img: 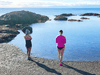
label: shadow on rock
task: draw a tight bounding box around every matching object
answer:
[28,57,62,75]
[62,62,96,75]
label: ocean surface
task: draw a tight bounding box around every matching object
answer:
[0,8,100,61]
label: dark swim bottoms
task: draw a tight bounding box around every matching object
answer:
[57,47,64,50]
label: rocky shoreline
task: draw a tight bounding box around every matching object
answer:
[0,25,19,43]
[0,10,49,43]
[0,43,99,75]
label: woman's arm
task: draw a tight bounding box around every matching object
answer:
[29,36,32,40]
[64,36,66,44]
[56,36,58,43]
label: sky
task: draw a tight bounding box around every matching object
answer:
[0,0,100,8]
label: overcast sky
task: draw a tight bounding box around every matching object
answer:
[0,0,100,8]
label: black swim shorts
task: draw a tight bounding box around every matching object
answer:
[57,47,64,50]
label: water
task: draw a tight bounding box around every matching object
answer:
[0,8,100,61]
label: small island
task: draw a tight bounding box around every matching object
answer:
[55,13,75,17]
[80,13,100,16]
[0,10,49,43]
[54,13,83,22]
[54,15,68,20]
[67,19,82,22]
[0,10,49,29]
[54,13,75,21]
[80,17,90,19]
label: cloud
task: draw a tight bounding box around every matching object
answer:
[0,1,12,5]
[76,1,100,5]
[15,1,67,7]
[18,1,100,7]
[0,1,100,8]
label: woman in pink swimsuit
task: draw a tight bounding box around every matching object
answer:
[56,30,66,66]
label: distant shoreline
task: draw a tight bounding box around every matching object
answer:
[0,7,100,9]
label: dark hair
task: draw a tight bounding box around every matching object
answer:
[59,30,63,34]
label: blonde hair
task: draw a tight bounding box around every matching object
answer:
[25,29,30,35]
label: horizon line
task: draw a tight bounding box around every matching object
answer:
[0,7,100,8]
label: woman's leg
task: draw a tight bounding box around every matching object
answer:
[28,47,31,57]
[27,48,30,58]
[57,48,61,63]
[27,49,28,55]
[27,47,31,58]
[60,48,65,63]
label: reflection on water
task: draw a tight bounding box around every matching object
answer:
[9,15,100,61]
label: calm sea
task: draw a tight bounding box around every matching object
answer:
[0,8,100,61]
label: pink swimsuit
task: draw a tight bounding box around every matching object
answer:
[56,35,66,47]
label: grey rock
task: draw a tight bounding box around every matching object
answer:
[80,17,90,19]
[98,16,100,18]
[54,16,67,20]
[0,10,49,26]
[67,19,82,22]
[56,13,75,17]
[80,13,100,16]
